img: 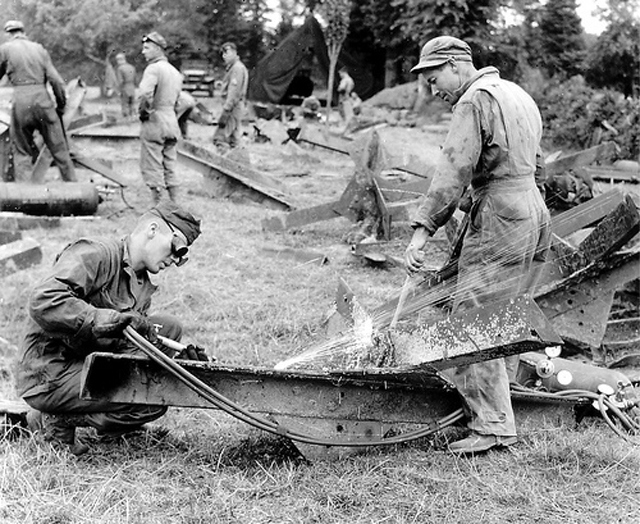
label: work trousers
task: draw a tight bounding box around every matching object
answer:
[213,102,244,150]
[120,90,136,118]
[11,85,75,181]
[442,178,550,437]
[140,135,178,194]
[23,313,182,433]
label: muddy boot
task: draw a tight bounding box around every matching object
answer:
[167,185,180,204]
[42,413,90,456]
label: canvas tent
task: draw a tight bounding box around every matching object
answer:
[249,16,373,104]
[249,16,329,104]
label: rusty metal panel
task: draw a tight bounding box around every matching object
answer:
[278,296,562,372]
[536,250,640,348]
[81,354,460,424]
[178,140,294,211]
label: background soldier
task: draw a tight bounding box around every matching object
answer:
[0,20,75,181]
[115,52,136,118]
[213,42,248,153]
[138,31,183,204]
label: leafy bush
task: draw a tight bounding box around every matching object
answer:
[530,75,639,160]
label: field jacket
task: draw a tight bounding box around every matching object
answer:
[412,67,544,237]
[138,56,182,142]
[0,34,66,110]
[15,237,156,398]
[221,57,248,112]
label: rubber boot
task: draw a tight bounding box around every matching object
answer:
[42,413,90,456]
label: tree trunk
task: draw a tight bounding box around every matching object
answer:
[325,46,339,131]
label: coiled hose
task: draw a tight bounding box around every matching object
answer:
[124,326,464,448]
[511,383,640,445]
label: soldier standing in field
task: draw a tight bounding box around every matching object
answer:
[115,52,136,118]
[213,42,248,153]
[138,31,183,204]
[404,36,550,455]
[0,20,75,181]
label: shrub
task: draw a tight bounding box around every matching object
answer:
[530,75,639,160]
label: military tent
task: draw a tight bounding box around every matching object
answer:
[248,16,373,104]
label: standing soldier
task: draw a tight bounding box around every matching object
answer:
[404,36,550,455]
[115,52,136,119]
[337,67,355,120]
[213,42,248,153]
[138,31,183,205]
[0,20,75,181]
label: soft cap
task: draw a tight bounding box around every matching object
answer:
[151,201,201,246]
[411,36,472,73]
[4,20,24,33]
[142,31,167,50]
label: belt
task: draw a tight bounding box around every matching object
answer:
[472,175,536,199]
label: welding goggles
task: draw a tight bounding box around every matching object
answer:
[142,32,167,50]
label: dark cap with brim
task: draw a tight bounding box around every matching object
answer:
[411,36,472,73]
[151,201,201,246]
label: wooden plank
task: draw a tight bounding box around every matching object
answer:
[0,237,42,277]
[545,141,616,178]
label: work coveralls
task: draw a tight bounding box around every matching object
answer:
[213,57,248,149]
[138,55,182,202]
[116,60,136,117]
[412,67,551,437]
[15,237,182,433]
[0,34,75,181]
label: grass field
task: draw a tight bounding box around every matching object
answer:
[1,95,639,523]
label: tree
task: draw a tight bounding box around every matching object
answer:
[317,0,351,126]
[199,0,269,70]
[585,0,640,97]
[536,0,586,78]
[15,0,160,87]
[390,0,503,52]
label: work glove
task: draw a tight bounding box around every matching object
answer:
[92,309,139,338]
[217,109,230,128]
[92,310,159,346]
[176,344,211,362]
